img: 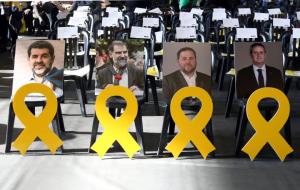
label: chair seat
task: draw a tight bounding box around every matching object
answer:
[285,70,300,77]
[106,96,145,108]
[288,52,298,57]
[226,68,236,76]
[221,52,234,57]
[64,65,90,77]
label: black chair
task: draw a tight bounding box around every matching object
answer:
[235,99,292,157]
[157,99,214,157]
[5,98,65,153]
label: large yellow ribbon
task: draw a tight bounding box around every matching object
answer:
[91,86,140,158]
[243,87,293,161]
[12,83,63,155]
[166,87,215,159]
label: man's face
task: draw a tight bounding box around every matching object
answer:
[109,45,128,68]
[178,50,197,75]
[28,48,54,77]
[251,46,266,67]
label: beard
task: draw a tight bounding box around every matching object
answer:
[32,62,52,77]
[114,58,127,69]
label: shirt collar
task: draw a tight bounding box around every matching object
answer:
[180,70,197,80]
[252,64,266,72]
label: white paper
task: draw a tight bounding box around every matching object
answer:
[98,29,104,36]
[109,11,123,19]
[179,12,194,21]
[57,27,78,39]
[238,8,251,15]
[212,12,227,21]
[268,8,281,15]
[180,18,197,27]
[254,12,269,21]
[56,11,68,20]
[68,16,86,27]
[213,8,226,13]
[73,11,88,19]
[297,12,300,20]
[106,7,119,13]
[176,27,196,39]
[143,17,159,28]
[155,31,163,43]
[293,28,300,38]
[222,18,239,28]
[273,18,290,27]
[102,17,119,27]
[77,6,90,12]
[134,7,147,14]
[236,28,257,39]
[149,8,162,14]
[130,26,151,39]
[190,8,203,16]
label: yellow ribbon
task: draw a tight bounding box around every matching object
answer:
[91,86,140,158]
[166,87,215,159]
[12,83,63,155]
[243,87,293,161]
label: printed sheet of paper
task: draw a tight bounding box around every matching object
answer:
[130,26,151,39]
[176,27,196,39]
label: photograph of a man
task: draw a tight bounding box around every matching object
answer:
[12,40,65,98]
[236,42,284,99]
[27,40,63,95]
[163,46,211,102]
[95,40,144,95]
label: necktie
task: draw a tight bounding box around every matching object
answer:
[257,69,264,88]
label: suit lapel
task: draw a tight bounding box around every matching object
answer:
[176,71,189,88]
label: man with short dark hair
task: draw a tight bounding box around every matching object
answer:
[96,40,144,94]
[27,40,63,96]
[236,42,284,99]
[163,47,211,102]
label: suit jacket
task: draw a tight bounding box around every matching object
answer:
[163,70,211,102]
[236,65,284,99]
[96,63,144,90]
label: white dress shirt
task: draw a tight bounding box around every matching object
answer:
[252,64,266,87]
[180,71,197,87]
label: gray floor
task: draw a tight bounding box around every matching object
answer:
[1,48,300,190]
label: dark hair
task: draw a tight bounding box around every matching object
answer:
[250,43,266,55]
[27,40,55,58]
[177,47,197,60]
[108,40,127,52]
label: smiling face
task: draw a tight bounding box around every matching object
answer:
[178,50,197,76]
[110,44,128,68]
[251,45,266,68]
[28,48,54,77]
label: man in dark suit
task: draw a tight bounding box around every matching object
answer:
[96,40,144,93]
[236,42,284,99]
[163,47,211,102]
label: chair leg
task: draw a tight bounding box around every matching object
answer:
[157,106,171,156]
[57,103,65,133]
[168,118,175,135]
[218,57,226,90]
[205,119,215,157]
[225,77,235,118]
[5,103,15,153]
[284,117,292,146]
[74,76,87,117]
[88,62,94,89]
[284,77,292,94]
[89,113,99,153]
[215,57,223,83]
[235,104,248,156]
[149,76,160,115]
[51,115,64,153]
[235,106,243,137]
[134,105,145,155]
